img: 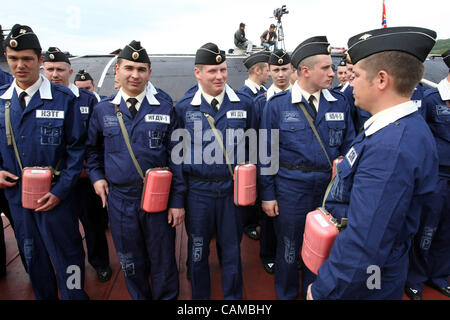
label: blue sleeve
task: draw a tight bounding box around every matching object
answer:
[50,95,87,199]
[340,96,356,154]
[168,106,187,208]
[85,107,106,184]
[311,132,425,299]
[258,98,278,201]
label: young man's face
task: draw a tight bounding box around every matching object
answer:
[43,61,73,87]
[115,60,151,96]
[351,62,376,112]
[307,54,335,90]
[337,66,348,84]
[346,64,355,82]
[195,62,228,97]
[269,64,293,90]
[5,47,43,89]
[258,63,270,84]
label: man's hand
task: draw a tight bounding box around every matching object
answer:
[307,283,314,300]
[35,192,61,212]
[93,179,109,208]
[0,170,19,189]
[168,208,185,227]
[262,200,279,217]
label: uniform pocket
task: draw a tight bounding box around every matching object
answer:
[279,121,306,148]
[37,119,64,146]
[103,126,122,153]
[327,121,346,147]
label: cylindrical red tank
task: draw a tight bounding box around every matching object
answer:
[233,163,257,206]
[22,167,53,210]
[301,207,339,275]
[141,168,172,213]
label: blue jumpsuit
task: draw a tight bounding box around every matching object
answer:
[312,101,439,299]
[0,75,88,300]
[174,84,256,299]
[259,84,355,299]
[237,81,266,99]
[407,79,450,292]
[69,84,110,274]
[86,88,183,300]
[237,83,265,241]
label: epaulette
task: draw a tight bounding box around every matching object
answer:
[423,87,439,98]
[52,83,76,98]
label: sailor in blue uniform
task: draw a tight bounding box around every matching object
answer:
[307,26,439,300]
[42,48,112,283]
[406,49,450,300]
[174,42,255,299]
[332,57,348,91]
[86,41,183,300]
[238,51,270,99]
[255,50,293,275]
[260,36,355,299]
[0,24,88,299]
[237,51,270,242]
[74,69,107,102]
[254,50,294,126]
[332,56,371,132]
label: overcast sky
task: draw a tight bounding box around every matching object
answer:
[1,0,449,55]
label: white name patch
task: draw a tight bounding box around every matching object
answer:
[80,106,89,114]
[325,112,344,121]
[345,147,358,167]
[227,110,247,119]
[145,114,170,124]
[36,110,64,119]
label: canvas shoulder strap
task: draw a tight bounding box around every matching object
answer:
[203,113,234,177]
[115,105,144,179]
[298,102,332,169]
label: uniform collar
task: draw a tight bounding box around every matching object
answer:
[340,81,350,92]
[245,78,261,95]
[437,78,450,101]
[190,83,240,106]
[291,81,337,104]
[364,100,417,137]
[69,83,80,97]
[112,86,160,106]
[147,81,158,96]
[93,91,101,102]
[0,74,52,100]
[267,83,291,99]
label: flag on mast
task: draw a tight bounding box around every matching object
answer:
[382,0,387,28]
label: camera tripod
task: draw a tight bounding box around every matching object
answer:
[275,19,285,51]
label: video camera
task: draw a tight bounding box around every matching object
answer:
[273,5,289,21]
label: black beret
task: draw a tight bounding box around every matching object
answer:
[442,49,450,69]
[44,47,70,64]
[195,42,226,65]
[291,36,330,69]
[5,24,41,51]
[118,40,151,65]
[347,26,436,65]
[338,57,347,67]
[243,51,270,69]
[268,49,291,66]
[74,69,93,82]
